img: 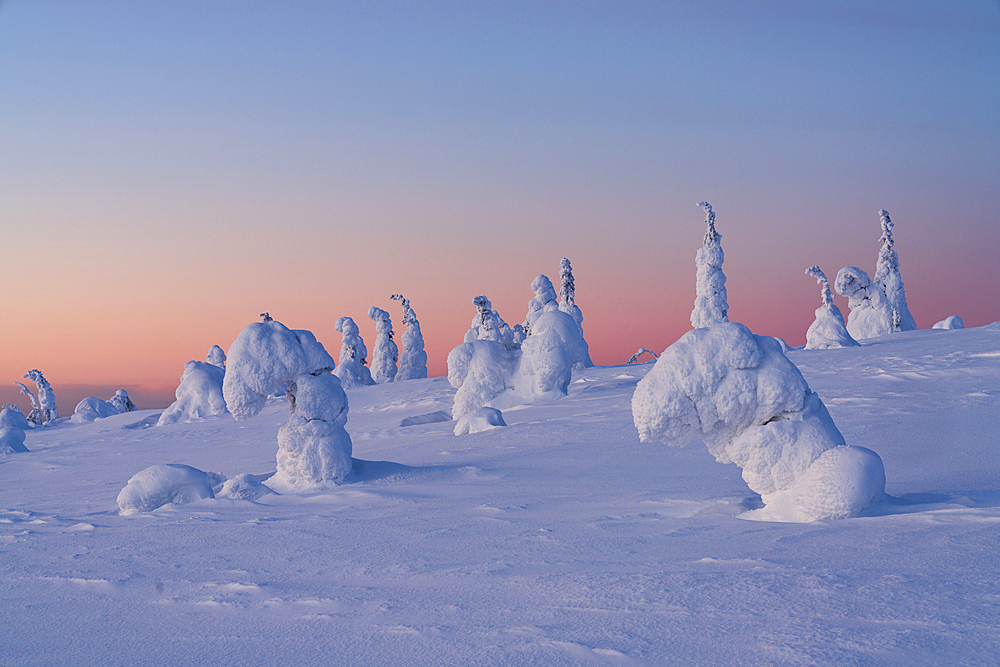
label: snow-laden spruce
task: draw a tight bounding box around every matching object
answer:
[333,316,375,388]
[223,318,353,491]
[0,407,29,455]
[390,294,428,381]
[835,266,894,340]
[107,389,136,413]
[22,370,58,424]
[691,202,729,329]
[466,296,520,350]
[632,322,885,521]
[367,306,398,384]
[117,464,224,514]
[523,274,559,333]
[933,316,964,330]
[558,258,594,369]
[804,266,859,350]
[157,360,228,426]
[206,345,227,368]
[874,209,916,332]
[448,339,519,420]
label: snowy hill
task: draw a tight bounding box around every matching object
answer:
[2,326,999,665]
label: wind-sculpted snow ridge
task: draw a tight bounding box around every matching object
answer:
[223,318,353,492]
[835,265,894,340]
[333,316,375,388]
[157,360,228,426]
[804,266,859,350]
[368,306,399,384]
[691,202,729,329]
[390,294,428,381]
[0,407,29,454]
[117,464,224,514]
[632,322,885,521]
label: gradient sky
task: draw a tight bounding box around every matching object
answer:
[2,0,999,411]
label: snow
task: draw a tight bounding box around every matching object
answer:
[106,389,136,413]
[632,322,885,520]
[333,316,376,388]
[522,274,559,332]
[3,325,1000,665]
[116,464,221,514]
[874,209,917,332]
[934,315,964,330]
[157,360,228,426]
[71,396,121,423]
[447,339,517,419]
[0,408,29,454]
[835,265,894,340]
[391,294,428,381]
[804,265,859,349]
[453,406,506,435]
[368,306,399,384]
[206,344,227,368]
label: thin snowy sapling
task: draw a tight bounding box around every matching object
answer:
[223,318,353,492]
[22,370,58,424]
[558,258,594,368]
[691,202,729,328]
[390,294,428,381]
[368,306,399,384]
[804,266,859,350]
[632,322,885,521]
[13,382,41,425]
[834,266,893,340]
[873,209,916,332]
[333,316,375,388]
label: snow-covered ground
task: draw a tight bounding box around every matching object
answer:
[2,326,999,666]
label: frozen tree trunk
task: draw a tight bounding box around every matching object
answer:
[333,316,376,388]
[557,258,594,368]
[368,307,399,384]
[390,294,428,381]
[23,370,58,423]
[804,266,859,349]
[223,319,353,492]
[873,209,917,331]
[690,202,729,328]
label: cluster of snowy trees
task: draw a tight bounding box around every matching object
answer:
[333,295,427,388]
[632,203,887,521]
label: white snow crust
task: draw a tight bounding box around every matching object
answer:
[72,396,121,423]
[157,360,228,426]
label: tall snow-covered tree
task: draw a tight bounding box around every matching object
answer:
[333,316,375,388]
[13,382,42,425]
[466,296,518,350]
[690,202,729,328]
[873,209,916,331]
[804,266,859,349]
[23,370,57,423]
[390,294,428,381]
[368,306,399,384]
[557,258,593,368]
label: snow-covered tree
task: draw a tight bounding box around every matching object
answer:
[206,345,227,368]
[632,322,885,521]
[517,308,583,400]
[107,389,136,413]
[691,202,729,329]
[873,209,916,331]
[627,348,658,364]
[523,274,559,333]
[23,370,57,423]
[466,296,518,350]
[333,316,375,388]
[390,294,428,381]
[13,382,42,426]
[557,258,594,368]
[157,361,228,426]
[804,266,859,350]
[835,266,894,340]
[368,306,399,384]
[0,407,29,455]
[223,318,353,491]
[448,339,519,420]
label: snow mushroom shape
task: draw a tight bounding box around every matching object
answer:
[835,266,894,340]
[631,322,885,521]
[223,319,353,492]
[116,464,219,514]
[157,360,228,426]
[523,274,559,333]
[206,345,227,368]
[333,316,375,388]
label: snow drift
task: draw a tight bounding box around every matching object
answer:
[117,464,223,514]
[631,322,885,521]
[0,407,29,454]
[157,360,228,426]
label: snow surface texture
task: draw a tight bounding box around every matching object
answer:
[0,407,28,454]
[835,265,894,340]
[632,322,885,521]
[333,316,375,388]
[116,464,222,514]
[157,360,228,426]
[453,406,506,436]
[4,326,1000,665]
[804,266,859,350]
[691,202,729,329]
[223,319,353,491]
[23,369,58,423]
[934,315,965,330]
[874,209,917,332]
[206,344,227,368]
[558,258,594,369]
[368,306,399,384]
[390,294,428,381]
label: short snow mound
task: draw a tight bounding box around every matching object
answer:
[933,316,964,330]
[116,464,221,514]
[72,397,120,423]
[454,407,506,436]
[158,361,228,426]
[217,473,273,501]
[0,408,29,454]
[632,322,885,521]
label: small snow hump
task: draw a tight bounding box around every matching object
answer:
[117,464,220,514]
